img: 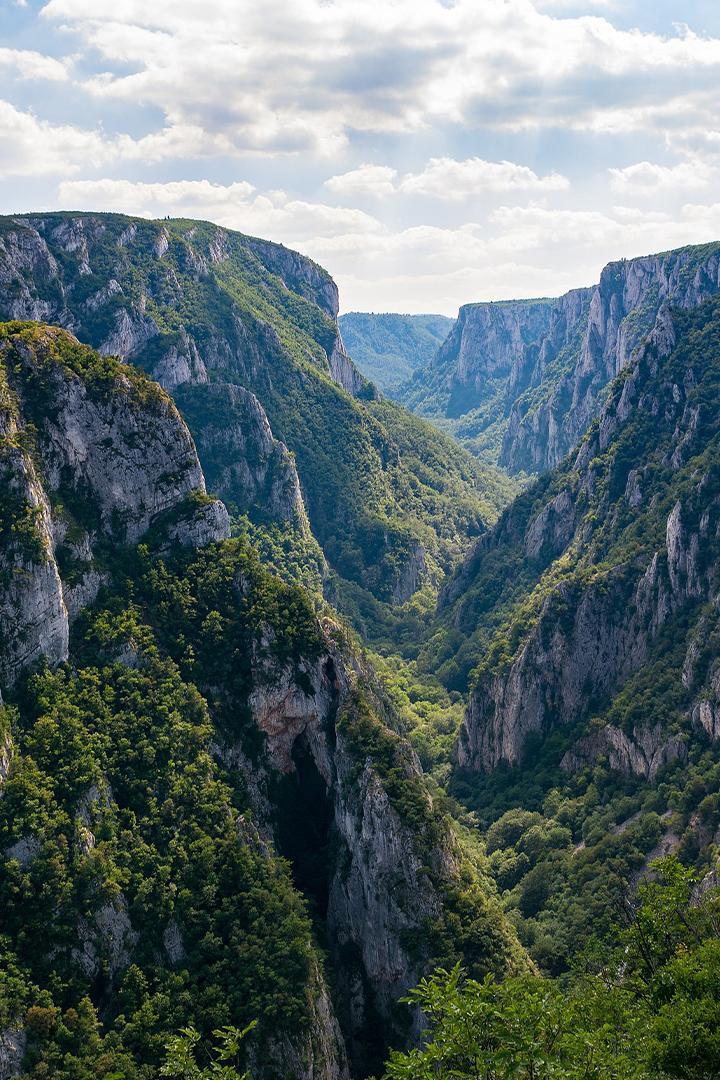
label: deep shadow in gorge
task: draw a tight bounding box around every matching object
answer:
[275,731,335,922]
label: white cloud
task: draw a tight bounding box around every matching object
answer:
[325,165,398,198]
[535,0,617,8]
[325,157,568,200]
[39,0,720,155]
[1,2,719,313]
[0,48,69,82]
[608,158,714,194]
[0,100,117,176]
[0,100,257,177]
[399,157,569,198]
[57,177,384,244]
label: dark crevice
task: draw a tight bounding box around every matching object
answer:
[275,732,334,921]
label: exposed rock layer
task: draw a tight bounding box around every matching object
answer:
[0,323,228,692]
[453,294,720,773]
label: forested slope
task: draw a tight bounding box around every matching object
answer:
[0,323,526,1079]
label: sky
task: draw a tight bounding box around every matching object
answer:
[1,1,720,315]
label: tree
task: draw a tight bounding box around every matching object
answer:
[161,1023,256,1080]
[381,965,641,1079]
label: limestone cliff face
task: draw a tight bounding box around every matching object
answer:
[0,1028,26,1080]
[560,724,688,780]
[403,243,720,473]
[2,215,477,614]
[455,294,720,773]
[328,334,372,397]
[0,215,369,529]
[502,244,720,472]
[174,382,309,529]
[396,299,554,453]
[242,235,341,320]
[442,299,554,416]
[0,323,229,693]
[222,622,526,1075]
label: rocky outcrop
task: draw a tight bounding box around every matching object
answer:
[246,960,349,1080]
[456,295,720,772]
[0,323,229,693]
[402,243,720,473]
[0,1028,26,1080]
[443,299,554,416]
[328,335,371,397]
[243,236,340,319]
[0,212,493,605]
[0,729,13,785]
[226,624,525,1075]
[502,244,720,473]
[175,382,309,530]
[391,541,427,603]
[692,700,720,742]
[74,896,138,982]
[560,723,687,780]
[0,434,69,684]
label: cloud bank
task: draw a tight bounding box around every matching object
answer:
[0,1,717,311]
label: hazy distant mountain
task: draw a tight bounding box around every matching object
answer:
[340,311,454,392]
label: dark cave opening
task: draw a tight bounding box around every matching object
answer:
[275,731,334,922]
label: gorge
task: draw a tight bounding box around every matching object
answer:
[0,214,719,1079]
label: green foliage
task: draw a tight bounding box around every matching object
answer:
[383,857,720,1079]
[161,1023,256,1080]
[367,652,465,782]
[383,965,644,1080]
[0,537,351,1075]
[0,320,166,409]
[339,312,454,392]
[0,215,516,611]
[231,515,326,597]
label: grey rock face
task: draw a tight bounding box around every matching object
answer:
[243,236,340,318]
[0,1028,26,1080]
[0,215,341,532]
[175,382,309,529]
[0,325,228,693]
[444,299,554,412]
[391,541,428,603]
[523,489,576,561]
[411,244,720,473]
[459,484,716,772]
[5,836,41,868]
[74,896,138,981]
[502,245,720,473]
[328,334,370,397]
[561,724,687,780]
[229,627,515,1074]
[457,306,720,772]
[163,919,186,965]
[0,730,12,785]
[692,699,720,742]
[0,433,69,685]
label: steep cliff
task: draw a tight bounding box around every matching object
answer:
[449,294,720,773]
[398,299,554,461]
[0,321,229,693]
[0,319,526,1078]
[225,627,528,1074]
[399,242,720,474]
[503,242,720,473]
[0,213,511,607]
